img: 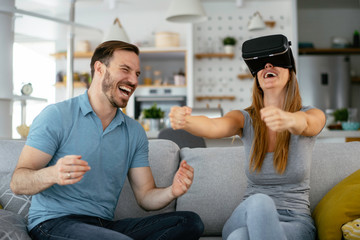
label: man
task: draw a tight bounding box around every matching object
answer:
[10,41,204,240]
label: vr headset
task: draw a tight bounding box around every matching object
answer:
[242,34,296,77]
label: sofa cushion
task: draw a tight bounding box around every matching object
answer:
[309,142,360,213]
[0,140,31,220]
[114,139,180,219]
[312,169,360,240]
[0,209,31,240]
[177,146,247,236]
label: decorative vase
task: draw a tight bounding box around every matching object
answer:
[224,45,234,54]
[16,124,30,139]
[144,118,164,131]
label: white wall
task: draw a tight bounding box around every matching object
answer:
[56,3,189,52]
[193,0,296,114]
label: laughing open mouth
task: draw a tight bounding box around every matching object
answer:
[119,86,132,96]
[264,72,278,78]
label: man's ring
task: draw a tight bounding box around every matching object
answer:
[67,172,71,179]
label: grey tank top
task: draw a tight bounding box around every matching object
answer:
[240,106,316,214]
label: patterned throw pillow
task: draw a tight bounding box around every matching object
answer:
[0,209,31,240]
[342,218,360,240]
[0,188,31,219]
[0,140,31,220]
[312,169,360,240]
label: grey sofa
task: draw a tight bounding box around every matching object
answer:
[0,139,359,239]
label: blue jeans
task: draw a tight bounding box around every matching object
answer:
[222,193,316,240]
[29,211,204,240]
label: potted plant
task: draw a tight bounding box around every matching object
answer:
[328,108,348,130]
[141,103,164,131]
[223,36,237,54]
[333,108,348,122]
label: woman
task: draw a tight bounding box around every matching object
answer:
[169,34,325,240]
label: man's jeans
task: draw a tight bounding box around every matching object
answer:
[29,211,204,240]
[222,193,316,240]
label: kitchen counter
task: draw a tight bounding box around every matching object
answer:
[317,129,360,143]
[318,129,360,138]
[147,129,360,147]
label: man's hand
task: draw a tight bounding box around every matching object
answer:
[260,106,295,132]
[171,160,194,198]
[53,155,91,185]
[169,106,192,130]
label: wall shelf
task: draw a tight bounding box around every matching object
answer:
[264,21,276,28]
[299,48,360,55]
[237,74,253,80]
[140,47,187,53]
[137,84,186,88]
[195,53,234,59]
[352,77,360,83]
[55,82,88,88]
[196,96,236,101]
[140,47,186,60]
[51,52,93,59]
[51,47,188,59]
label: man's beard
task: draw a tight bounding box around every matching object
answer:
[102,70,126,109]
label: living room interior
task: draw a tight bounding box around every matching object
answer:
[0,1,359,239]
[0,0,359,143]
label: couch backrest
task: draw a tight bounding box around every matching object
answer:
[1,138,359,237]
[114,139,180,219]
[176,141,360,236]
[309,142,360,212]
[176,145,246,235]
[0,139,181,221]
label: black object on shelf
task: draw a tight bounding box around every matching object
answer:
[353,30,360,48]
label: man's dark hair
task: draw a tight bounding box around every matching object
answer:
[90,41,139,78]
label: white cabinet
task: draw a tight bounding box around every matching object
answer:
[139,47,187,86]
[129,47,189,118]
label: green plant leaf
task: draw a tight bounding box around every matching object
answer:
[223,37,237,45]
[333,108,348,122]
[142,103,164,119]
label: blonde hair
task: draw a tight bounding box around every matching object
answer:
[245,70,302,174]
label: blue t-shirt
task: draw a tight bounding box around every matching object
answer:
[26,91,149,231]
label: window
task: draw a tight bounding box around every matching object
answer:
[12,42,56,138]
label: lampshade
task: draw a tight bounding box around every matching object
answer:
[236,0,244,7]
[248,12,266,31]
[166,0,207,23]
[103,18,130,42]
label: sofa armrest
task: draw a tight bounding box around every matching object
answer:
[0,140,31,220]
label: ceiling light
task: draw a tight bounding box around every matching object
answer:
[103,18,130,42]
[248,12,266,31]
[166,0,207,23]
[236,0,244,7]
